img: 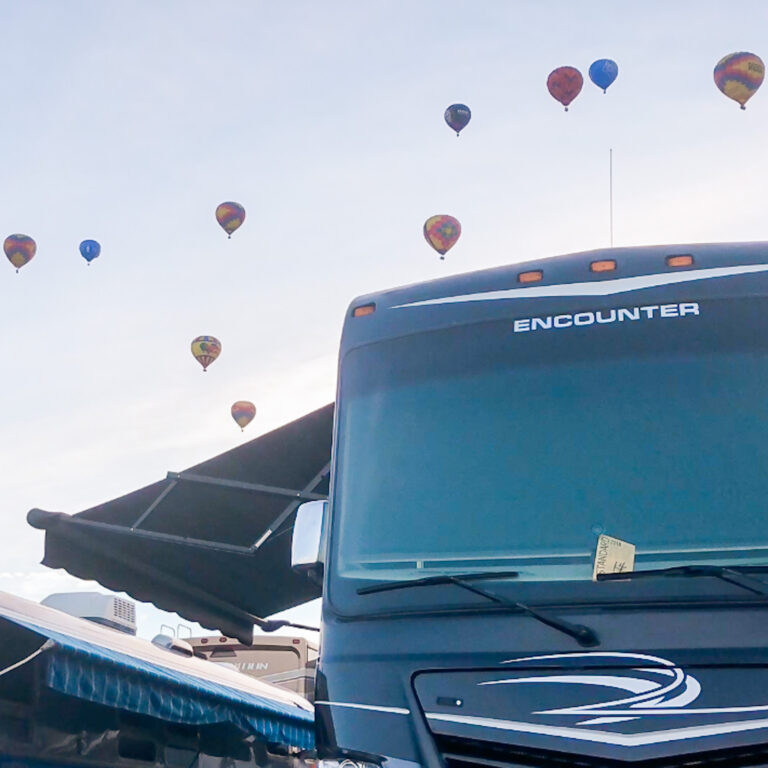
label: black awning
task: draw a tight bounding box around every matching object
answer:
[28,403,333,644]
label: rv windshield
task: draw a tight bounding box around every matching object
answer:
[331,297,768,598]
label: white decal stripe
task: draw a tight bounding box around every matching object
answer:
[540,705,768,716]
[480,675,660,694]
[393,264,768,308]
[502,651,677,666]
[425,712,768,747]
[314,701,410,715]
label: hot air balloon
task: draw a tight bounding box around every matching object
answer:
[423,215,461,260]
[4,234,36,273]
[231,401,256,431]
[444,103,471,136]
[714,52,765,109]
[547,66,583,111]
[588,59,618,93]
[216,202,246,238]
[191,336,221,371]
[79,239,101,265]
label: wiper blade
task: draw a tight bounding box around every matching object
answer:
[358,571,599,647]
[357,570,520,595]
[597,564,768,596]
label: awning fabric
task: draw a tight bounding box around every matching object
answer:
[28,404,333,644]
[0,591,314,749]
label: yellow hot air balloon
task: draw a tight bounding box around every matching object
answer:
[231,401,256,431]
[423,215,461,260]
[191,336,221,371]
[714,52,765,109]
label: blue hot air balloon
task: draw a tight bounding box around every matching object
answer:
[79,239,101,265]
[588,59,618,93]
[444,103,471,136]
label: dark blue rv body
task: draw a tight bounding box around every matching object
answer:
[315,243,768,768]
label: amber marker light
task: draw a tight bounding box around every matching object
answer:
[590,259,617,273]
[518,270,543,283]
[352,303,376,317]
[666,254,694,268]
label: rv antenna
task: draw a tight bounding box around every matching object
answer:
[609,147,614,247]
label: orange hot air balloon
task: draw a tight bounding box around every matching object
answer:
[215,202,246,238]
[231,401,256,431]
[4,234,36,272]
[191,335,221,371]
[547,66,583,111]
[423,215,461,260]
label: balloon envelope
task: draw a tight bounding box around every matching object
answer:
[589,59,618,93]
[444,103,471,135]
[191,336,221,371]
[216,202,246,237]
[79,239,101,263]
[547,66,583,110]
[714,52,765,109]
[4,234,36,272]
[231,401,256,431]
[423,215,461,260]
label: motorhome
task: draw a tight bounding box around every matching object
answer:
[0,591,313,768]
[188,634,319,701]
[293,243,768,768]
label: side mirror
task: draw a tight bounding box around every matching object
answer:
[291,499,327,584]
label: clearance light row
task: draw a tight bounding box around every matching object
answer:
[517,253,695,284]
[351,253,696,317]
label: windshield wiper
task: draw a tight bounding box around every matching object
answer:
[597,564,768,596]
[357,570,520,595]
[358,571,599,647]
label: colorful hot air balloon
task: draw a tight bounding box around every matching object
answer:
[547,66,583,111]
[588,59,618,93]
[79,239,101,265]
[444,103,471,136]
[4,234,36,273]
[714,52,765,109]
[231,401,256,431]
[423,215,461,260]
[191,336,221,371]
[215,202,246,238]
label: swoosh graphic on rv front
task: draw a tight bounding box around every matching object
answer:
[392,264,768,308]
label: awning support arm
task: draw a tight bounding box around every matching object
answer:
[251,461,331,550]
[166,471,326,501]
[131,480,179,530]
[32,510,258,556]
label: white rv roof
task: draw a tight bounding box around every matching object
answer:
[0,589,312,714]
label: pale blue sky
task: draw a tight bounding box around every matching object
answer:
[2,1,767,636]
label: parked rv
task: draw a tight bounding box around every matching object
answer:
[0,591,313,768]
[189,634,319,702]
[293,243,768,768]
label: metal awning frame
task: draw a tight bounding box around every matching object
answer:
[126,463,331,551]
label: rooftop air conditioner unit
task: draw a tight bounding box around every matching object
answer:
[41,592,137,635]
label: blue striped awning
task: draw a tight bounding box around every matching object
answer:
[3,611,314,750]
